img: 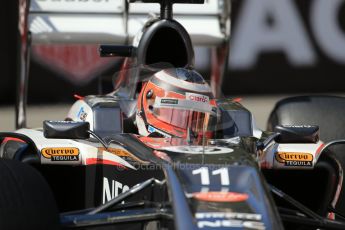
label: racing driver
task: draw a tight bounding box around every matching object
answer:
[135,68,218,142]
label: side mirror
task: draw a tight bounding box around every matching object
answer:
[43,120,90,139]
[99,45,134,57]
[274,125,319,143]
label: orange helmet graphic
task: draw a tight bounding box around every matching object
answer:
[136,68,217,139]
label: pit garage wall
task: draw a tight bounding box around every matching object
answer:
[0,1,116,105]
[1,0,345,105]
[0,2,18,104]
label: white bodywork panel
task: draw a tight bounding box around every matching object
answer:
[260,141,324,170]
[16,128,135,169]
[67,100,94,130]
[29,0,228,46]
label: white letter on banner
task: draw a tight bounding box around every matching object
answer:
[229,0,316,69]
[311,0,345,64]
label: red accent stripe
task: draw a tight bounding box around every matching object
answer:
[85,158,126,168]
[315,143,325,158]
[3,137,25,144]
[233,97,242,103]
[328,212,335,220]
[74,94,84,100]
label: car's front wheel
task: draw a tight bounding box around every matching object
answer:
[0,159,59,230]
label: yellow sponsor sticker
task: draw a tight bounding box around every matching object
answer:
[41,147,79,161]
[98,147,130,157]
[275,152,313,167]
[98,147,148,164]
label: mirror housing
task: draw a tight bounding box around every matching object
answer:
[43,120,90,139]
[99,45,135,57]
[274,125,319,143]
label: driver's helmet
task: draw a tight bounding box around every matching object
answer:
[136,68,217,138]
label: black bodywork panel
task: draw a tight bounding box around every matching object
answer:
[217,99,253,138]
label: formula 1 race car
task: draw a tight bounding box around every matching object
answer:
[1,1,345,230]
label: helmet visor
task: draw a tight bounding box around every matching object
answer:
[152,97,217,137]
[153,107,208,131]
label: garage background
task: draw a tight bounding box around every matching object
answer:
[0,0,345,105]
